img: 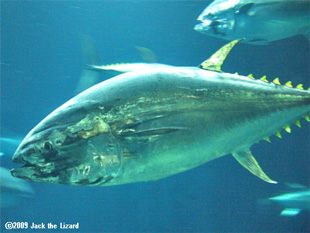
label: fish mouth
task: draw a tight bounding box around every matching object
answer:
[11,164,38,181]
[195,17,234,37]
[11,149,58,182]
[194,20,226,36]
[11,148,37,180]
[194,20,212,32]
[11,160,65,185]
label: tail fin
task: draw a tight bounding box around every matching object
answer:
[135,46,158,63]
[74,35,101,94]
[81,34,100,68]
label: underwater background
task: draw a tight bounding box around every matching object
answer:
[1,1,309,232]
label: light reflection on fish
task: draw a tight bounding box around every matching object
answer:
[10,39,310,187]
[194,0,310,45]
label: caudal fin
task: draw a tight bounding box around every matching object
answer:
[74,35,101,94]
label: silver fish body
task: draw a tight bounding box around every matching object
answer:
[270,190,310,216]
[194,0,310,45]
[259,184,310,216]
[11,66,310,186]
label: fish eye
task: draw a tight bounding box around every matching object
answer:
[44,141,53,151]
[207,13,215,19]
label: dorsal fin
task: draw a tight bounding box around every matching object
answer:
[199,38,243,72]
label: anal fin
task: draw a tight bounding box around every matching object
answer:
[232,150,277,184]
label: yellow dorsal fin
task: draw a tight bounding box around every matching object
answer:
[295,120,301,128]
[232,150,277,184]
[285,81,293,87]
[260,76,268,82]
[272,78,280,85]
[199,38,243,72]
[284,125,291,133]
[296,84,304,89]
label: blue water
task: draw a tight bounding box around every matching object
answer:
[1,1,309,232]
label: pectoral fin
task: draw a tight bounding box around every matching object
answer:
[232,150,277,184]
[119,127,187,137]
[238,3,254,14]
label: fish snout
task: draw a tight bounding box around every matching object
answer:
[12,148,26,164]
[194,21,212,34]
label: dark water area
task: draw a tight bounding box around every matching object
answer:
[1,1,309,232]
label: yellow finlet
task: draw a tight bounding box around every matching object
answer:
[264,137,271,143]
[247,74,254,79]
[260,76,268,82]
[272,78,281,85]
[284,125,291,133]
[234,72,239,75]
[295,120,301,128]
[296,84,304,90]
[275,131,282,138]
[305,115,310,122]
[285,81,293,87]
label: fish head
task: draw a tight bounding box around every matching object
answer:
[195,0,238,38]
[194,0,257,41]
[11,100,121,186]
[194,18,235,38]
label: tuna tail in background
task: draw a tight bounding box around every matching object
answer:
[75,35,159,94]
[257,183,310,217]
[74,34,101,94]
[135,46,158,63]
[0,136,23,157]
